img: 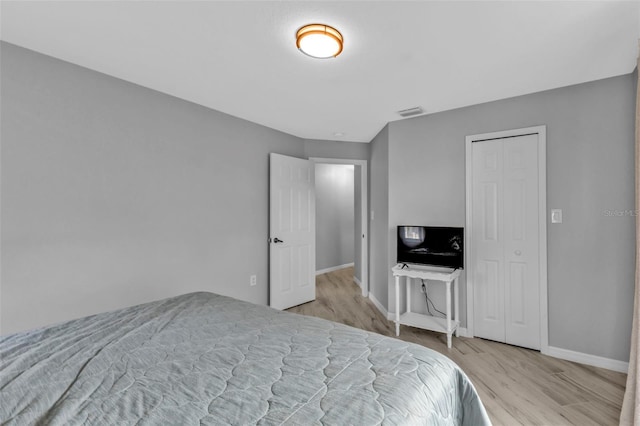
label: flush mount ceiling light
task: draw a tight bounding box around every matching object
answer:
[296,24,343,59]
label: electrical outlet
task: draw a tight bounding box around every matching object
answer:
[250,275,257,286]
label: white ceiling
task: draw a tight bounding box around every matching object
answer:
[1,1,638,143]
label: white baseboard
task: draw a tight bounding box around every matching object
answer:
[368,293,388,318]
[360,309,627,371]
[455,327,470,338]
[353,276,367,296]
[544,346,629,373]
[316,263,354,275]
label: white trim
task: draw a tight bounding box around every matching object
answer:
[353,276,367,297]
[310,157,368,298]
[316,263,354,275]
[538,127,549,353]
[465,137,474,337]
[456,327,470,338]
[369,292,388,318]
[545,346,629,373]
[465,125,548,352]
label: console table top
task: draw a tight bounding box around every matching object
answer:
[392,263,461,281]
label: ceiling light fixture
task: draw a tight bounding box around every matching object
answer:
[296,24,343,59]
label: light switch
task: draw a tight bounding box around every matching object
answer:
[551,209,562,224]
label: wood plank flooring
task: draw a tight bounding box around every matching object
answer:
[287,267,627,425]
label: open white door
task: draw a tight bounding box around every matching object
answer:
[269,153,316,310]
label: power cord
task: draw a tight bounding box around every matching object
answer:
[421,279,446,318]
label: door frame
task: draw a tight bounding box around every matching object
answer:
[310,157,369,297]
[464,125,548,353]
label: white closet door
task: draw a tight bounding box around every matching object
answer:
[503,134,540,350]
[472,134,541,350]
[472,139,506,343]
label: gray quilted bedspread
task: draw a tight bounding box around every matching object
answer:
[0,292,490,425]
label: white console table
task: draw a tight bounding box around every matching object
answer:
[392,263,461,348]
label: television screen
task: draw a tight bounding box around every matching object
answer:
[397,226,464,269]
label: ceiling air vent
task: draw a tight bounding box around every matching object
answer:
[397,106,424,118]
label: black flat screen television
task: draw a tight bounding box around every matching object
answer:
[397,226,464,269]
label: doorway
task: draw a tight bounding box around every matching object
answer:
[310,158,368,296]
[465,126,548,351]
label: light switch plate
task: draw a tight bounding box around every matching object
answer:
[551,209,562,224]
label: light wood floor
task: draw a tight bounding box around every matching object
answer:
[287,267,627,426]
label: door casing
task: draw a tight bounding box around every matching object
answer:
[310,157,369,297]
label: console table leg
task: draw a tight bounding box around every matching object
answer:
[454,276,459,338]
[446,280,452,349]
[406,277,411,314]
[395,275,400,336]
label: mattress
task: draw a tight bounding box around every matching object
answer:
[0,292,490,425]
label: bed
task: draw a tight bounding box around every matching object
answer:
[0,292,490,425]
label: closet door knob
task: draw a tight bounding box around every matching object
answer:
[514,250,522,256]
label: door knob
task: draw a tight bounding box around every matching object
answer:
[514,250,522,256]
[274,238,284,244]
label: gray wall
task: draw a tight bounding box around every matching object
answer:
[3,40,634,365]
[315,164,355,271]
[385,72,636,362]
[304,139,369,161]
[0,43,311,334]
[368,125,390,308]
